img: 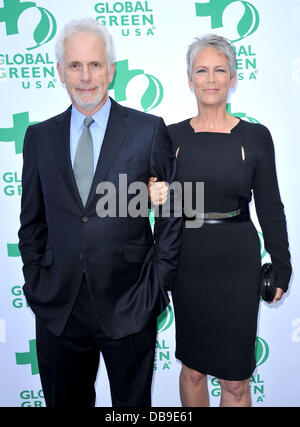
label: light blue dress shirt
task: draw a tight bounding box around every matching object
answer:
[70,97,111,173]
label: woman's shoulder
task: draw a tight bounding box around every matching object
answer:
[237,118,271,138]
[167,119,190,134]
[166,119,190,153]
[237,119,275,159]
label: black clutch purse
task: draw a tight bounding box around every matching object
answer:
[260,263,276,302]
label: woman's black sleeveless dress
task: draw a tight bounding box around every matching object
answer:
[168,118,291,380]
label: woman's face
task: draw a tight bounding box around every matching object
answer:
[189,47,236,107]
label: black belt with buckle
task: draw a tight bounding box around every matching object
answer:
[183,207,250,224]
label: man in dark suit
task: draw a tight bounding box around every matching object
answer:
[18,17,181,407]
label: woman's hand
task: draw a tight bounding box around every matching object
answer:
[270,288,284,304]
[148,177,168,206]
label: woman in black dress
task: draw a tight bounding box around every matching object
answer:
[149,34,292,406]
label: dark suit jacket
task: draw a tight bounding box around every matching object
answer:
[18,98,182,339]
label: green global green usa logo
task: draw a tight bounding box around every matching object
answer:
[95,1,155,37]
[157,304,174,333]
[7,243,21,257]
[109,59,163,112]
[20,390,44,407]
[16,339,39,375]
[0,52,56,89]
[226,103,259,123]
[11,286,29,309]
[2,172,22,196]
[195,0,259,43]
[155,305,174,371]
[255,337,269,367]
[0,0,57,50]
[0,112,38,155]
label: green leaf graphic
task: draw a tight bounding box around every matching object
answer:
[141,74,163,112]
[234,1,259,42]
[255,337,269,367]
[157,305,174,333]
[27,7,57,50]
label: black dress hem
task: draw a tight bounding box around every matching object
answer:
[175,353,256,382]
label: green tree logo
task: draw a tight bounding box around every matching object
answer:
[16,339,39,375]
[109,59,164,112]
[255,336,269,367]
[0,0,57,50]
[195,0,259,43]
[157,304,174,333]
[0,112,38,154]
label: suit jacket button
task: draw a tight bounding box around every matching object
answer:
[81,216,88,223]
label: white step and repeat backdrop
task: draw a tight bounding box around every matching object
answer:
[0,0,299,407]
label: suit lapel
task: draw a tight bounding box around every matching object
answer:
[51,106,84,208]
[50,99,129,210]
[85,99,129,208]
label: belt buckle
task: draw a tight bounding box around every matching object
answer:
[203,208,241,220]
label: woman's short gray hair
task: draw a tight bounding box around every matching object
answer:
[186,34,236,80]
[55,17,116,70]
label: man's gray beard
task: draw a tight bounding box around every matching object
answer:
[72,90,104,112]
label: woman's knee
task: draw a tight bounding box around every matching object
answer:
[219,379,249,400]
[180,365,207,385]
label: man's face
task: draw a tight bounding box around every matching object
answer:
[57,31,115,115]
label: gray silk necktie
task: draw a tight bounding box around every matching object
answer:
[73,117,95,206]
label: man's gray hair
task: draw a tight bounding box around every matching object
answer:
[55,17,116,70]
[186,34,236,80]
